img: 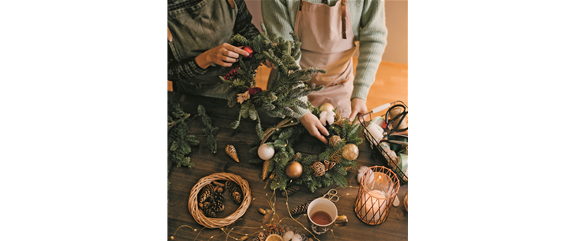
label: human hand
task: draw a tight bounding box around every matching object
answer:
[196,43,250,68]
[300,113,329,144]
[349,98,368,123]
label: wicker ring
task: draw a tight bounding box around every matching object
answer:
[188,172,251,228]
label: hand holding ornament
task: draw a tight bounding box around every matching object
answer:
[195,43,250,68]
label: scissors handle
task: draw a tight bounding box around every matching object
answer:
[323,189,339,202]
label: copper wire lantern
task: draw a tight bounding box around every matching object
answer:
[354,166,400,225]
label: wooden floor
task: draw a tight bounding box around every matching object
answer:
[168,58,408,112]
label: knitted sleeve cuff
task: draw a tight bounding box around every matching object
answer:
[292,96,311,120]
[351,84,370,101]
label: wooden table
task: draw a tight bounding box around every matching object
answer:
[168,92,408,241]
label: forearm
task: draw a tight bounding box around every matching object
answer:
[352,41,385,100]
[168,54,209,81]
[352,0,387,100]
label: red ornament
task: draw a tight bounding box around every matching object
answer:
[248,87,262,96]
[242,46,253,57]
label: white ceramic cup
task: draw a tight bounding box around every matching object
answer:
[306,198,348,235]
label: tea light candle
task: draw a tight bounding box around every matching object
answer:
[359,172,392,223]
[360,190,387,222]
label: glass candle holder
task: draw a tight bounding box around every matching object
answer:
[354,166,400,225]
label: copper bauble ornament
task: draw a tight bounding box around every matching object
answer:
[328,135,342,147]
[342,144,359,160]
[285,161,303,179]
[311,161,326,177]
[319,103,334,112]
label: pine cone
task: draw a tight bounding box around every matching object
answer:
[281,184,300,197]
[231,191,242,204]
[311,161,326,177]
[257,232,266,241]
[225,181,243,204]
[225,145,240,162]
[198,184,215,204]
[329,135,342,147]
[290,202,309,216]
[202,203,217,218]
[211,191,225,213]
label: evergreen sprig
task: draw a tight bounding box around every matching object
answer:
[198,105,219,154]
[168,101,200,189]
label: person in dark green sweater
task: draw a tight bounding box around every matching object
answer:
[168,0,260,99]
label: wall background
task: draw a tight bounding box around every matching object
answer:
[245,0,408,64]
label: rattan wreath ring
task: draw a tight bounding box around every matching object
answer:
[188,172,251,228]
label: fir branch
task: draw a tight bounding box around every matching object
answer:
[198,105,218,154]
[168,101,200,189]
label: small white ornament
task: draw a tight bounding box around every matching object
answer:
[258,144,275,161]
[282,231,294,241]
[319,110,336,126]
[291,234,302,241]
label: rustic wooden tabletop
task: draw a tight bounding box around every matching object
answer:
[168,92,408,241]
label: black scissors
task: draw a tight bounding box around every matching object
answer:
[382,102,408,136]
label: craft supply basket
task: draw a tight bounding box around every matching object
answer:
[358,104,408,184]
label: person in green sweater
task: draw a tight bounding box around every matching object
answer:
[262,0,387,144]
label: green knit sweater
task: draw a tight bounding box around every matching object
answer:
[261,0,387,110]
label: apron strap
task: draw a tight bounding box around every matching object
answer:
[299,0,303,11]
[341,0,347,39]
[227,0,236,9]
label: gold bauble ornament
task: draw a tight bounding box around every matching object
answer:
[328,135,342,147]
[319,103,334,112]
[342,143,359,160]
[285,161,303,179]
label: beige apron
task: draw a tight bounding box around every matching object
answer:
[295,0,356,118]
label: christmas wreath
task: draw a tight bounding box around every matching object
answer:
[221,23,325,139]
[249,105,363,193]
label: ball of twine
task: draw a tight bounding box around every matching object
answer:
[188,172,251,228]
